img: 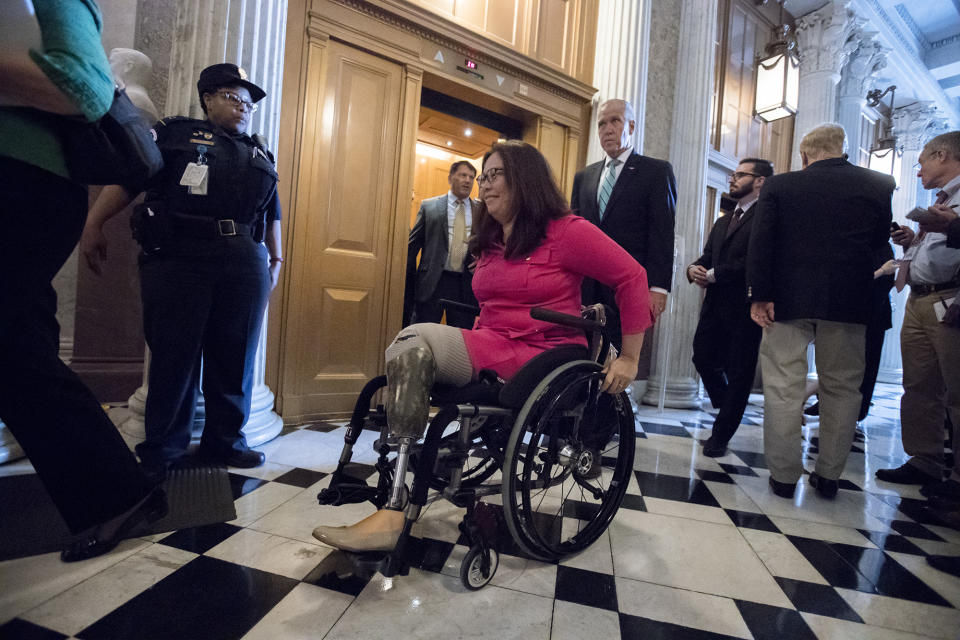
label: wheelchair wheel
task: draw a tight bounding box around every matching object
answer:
[502,361,635,562]
[460,545,498,590]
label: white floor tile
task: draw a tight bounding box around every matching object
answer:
[325,568,554,640]
[800,612,939,640]
[739,528,829,585]
[240,583,354,640]
[641,496,733,525]
[608,509,792,608]
[550,600,621,640]
[614,577,752,638]
[205,528,333,580]
[837,588,960,640]
[20,544,196,636]
[886,551,960,609]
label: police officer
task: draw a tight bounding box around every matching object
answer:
[81,63,283,478]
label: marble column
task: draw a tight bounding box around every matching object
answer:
[877,103,948,384]
[836,35,888,163]
[641,0,718,409]
[123,0,287,447]
[586,0,651,161]
[791,0,861,169]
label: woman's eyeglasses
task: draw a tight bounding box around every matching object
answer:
[217,91,258,113]
[477,168,505,185]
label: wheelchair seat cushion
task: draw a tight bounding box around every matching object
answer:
[498,345,589,409]
[431,378,503,406]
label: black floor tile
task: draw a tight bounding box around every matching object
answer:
[718,463,759,477]
[634,471,720,507]
[227,472,267,499]
[301,551,374,597]
[730,450,767,468]
[837,479,862,492]
[774,577,863,622]
[77,556,297,640]
[889,520,947,541]
[272,467,328,488]
[828,543,951,606]
[639,422,692,438]
[0,619,67,640]
[857,530,928,555]
[554,565,617,611]
[735,600,818,640]
[403,536,454,574]
[619,493,647,512]
[724,509,779,532]
[618,613,742,639]
[304,422,343,433]
[787,536,877,592]
[696,469,736,484]
[158,522,243,554]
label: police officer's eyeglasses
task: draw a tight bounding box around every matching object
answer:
[477,168,505,186]
[217,91,258,113]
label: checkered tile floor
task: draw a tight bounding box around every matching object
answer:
[1,383,958,639]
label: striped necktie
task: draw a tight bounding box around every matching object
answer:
[597,158,621,221]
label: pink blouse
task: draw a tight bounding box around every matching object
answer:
[461,214,654,380]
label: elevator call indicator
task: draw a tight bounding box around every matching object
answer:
[457,58,483,80]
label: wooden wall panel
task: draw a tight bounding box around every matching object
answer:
[534,0,574,72]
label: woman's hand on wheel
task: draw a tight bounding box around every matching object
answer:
[601,356,638,395]
[80,225,108,275]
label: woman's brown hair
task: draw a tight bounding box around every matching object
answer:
[469,140,570,259]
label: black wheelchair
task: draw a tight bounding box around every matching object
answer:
[317,304,636,589]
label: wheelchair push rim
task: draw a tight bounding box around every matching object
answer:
[502,360,635,562]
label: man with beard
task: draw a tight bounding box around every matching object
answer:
[689,158,772,457]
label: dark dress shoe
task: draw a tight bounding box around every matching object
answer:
[769,476,796,499]
[875,463,939,485]
[808,472,838,499]
[927,555,960,578]
[926,494,960,511]
[701,438,727,458]
[61,488,168,562]
[920,479,960,500]
[222,448,266,468]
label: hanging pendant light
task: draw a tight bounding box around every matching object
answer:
[866,86,901,180]
[754,1,800,122]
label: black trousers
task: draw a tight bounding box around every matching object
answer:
[412,270,477,329]
[692,301,762,445]
[859,319,887,420]
[0,157,153,533]
[136,235,271,466]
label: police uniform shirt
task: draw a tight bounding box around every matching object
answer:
[138,116,281,224]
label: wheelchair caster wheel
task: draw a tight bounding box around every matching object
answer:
[460,545,498,590]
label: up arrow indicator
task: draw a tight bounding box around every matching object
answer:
[434,50,445,64]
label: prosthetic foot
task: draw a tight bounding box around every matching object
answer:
[312,508,406,552]
[312,347,435,553]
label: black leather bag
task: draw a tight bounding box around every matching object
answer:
[62,87,163,186]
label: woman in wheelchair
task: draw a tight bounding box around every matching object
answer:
[312,140,655,553]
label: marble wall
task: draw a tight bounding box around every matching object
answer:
[642,0,681,161]
[134,0,176,118]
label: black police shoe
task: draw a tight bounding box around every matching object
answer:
[700,438,727,458]
[876,463,940,485]
[199,446,266,468]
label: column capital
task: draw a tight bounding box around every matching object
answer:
[892,102,948,150]
[838,33,889,100]
[795,0,861,80]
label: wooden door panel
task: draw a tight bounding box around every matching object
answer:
[285,39,405,418]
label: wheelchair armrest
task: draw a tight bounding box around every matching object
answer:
[531,307,606,334]
[438,298,480,316]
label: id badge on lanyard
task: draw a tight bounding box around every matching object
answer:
[179,145,209,195]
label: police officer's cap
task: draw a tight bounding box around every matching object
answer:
[197,63,266,104]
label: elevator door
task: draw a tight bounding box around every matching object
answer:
[281,38,408,419]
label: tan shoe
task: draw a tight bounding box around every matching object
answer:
[312,509,406,552]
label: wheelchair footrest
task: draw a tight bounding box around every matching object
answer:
[317,481,379,506]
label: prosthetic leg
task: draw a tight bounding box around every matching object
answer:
[313,348,435,552]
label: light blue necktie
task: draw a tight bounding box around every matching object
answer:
[597,158,621,221]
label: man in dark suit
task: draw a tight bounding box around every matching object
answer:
[571,99,677,347]
[689,158,773,457]
[747,123,894,500]
[403,161,478,329]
